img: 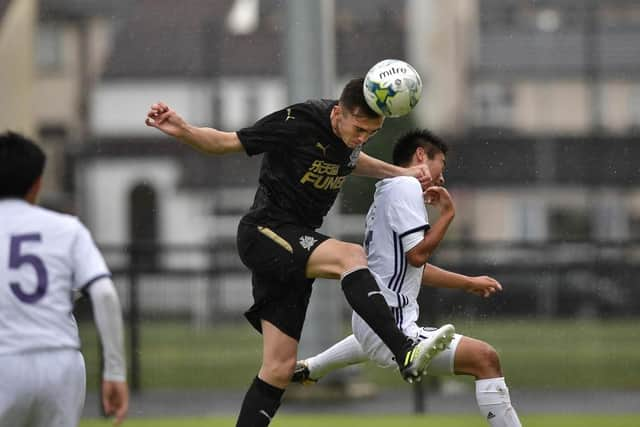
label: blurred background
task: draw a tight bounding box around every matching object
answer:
[1,0,640,418]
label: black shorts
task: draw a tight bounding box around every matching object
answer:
[236,220,330,341]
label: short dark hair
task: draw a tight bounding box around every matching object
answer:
[339,77,380,119]
[392,129,448,167]
[0,131,46,199]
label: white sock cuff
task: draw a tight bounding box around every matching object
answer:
[476,377,511,405]
[340,266,369,281]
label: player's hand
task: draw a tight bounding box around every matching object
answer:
[145,102,188,138]
[424,186,454,214]
[102,380,129,426]
[465,276,503,298]
[405,164,432,190]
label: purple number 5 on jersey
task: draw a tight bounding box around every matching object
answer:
[9,233,48,303]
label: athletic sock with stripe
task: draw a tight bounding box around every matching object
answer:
[340,267,412,364]
[236,376,284,427]
[475,377,522,427]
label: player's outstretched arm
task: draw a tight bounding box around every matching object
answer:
[405,186,455,267]
[353,152,432,188]
[145,102,244,155]
[422,263,502,298]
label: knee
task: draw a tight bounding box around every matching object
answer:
[339,243,367,271]
[474,343,502,379]
[261,355,297,387]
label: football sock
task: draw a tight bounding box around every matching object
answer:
[475,377,522,427]
[236,376,284,427]
[307,334,368,379]
[340,267,412,364]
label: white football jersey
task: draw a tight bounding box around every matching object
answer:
[0,199,110,355]
[363,176,429,328]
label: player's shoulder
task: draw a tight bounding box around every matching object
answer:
[383,175,422,192]
[296,99,336,120]
[27,204,86,234]
[376,176,422,204]
[253,99,332,128]
[303,98,336,111]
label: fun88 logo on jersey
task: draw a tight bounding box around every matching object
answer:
[299,160,346,190]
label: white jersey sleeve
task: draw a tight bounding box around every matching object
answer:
[71,221,111,291]
[384,177,430,252]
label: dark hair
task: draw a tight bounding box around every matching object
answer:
[392,129,448,167]
[0,131,46,199]
[339,77,380,119]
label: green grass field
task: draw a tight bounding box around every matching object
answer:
[80,414,640,427]
[79,317,640,390]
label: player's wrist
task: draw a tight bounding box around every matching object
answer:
[103,372,127,382]
[176,122,196,139]
[459,275,475,289]
[439,208,455,221]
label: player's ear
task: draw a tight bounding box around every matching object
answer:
[25,176,43,204]
[330,105,341,120]
[415,146,426,163]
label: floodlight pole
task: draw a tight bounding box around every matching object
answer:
[285,0,346,381]
[584,0,602,132]
[285,0,334,103]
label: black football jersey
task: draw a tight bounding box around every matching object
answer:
[237,99,362,229]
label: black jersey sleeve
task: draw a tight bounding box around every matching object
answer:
[237,106,306,156]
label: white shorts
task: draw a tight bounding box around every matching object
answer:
[352,313,462,376]
[0,349,86,427]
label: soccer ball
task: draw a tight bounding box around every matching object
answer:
[363,59,423,118]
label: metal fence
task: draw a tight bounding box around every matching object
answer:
[90,239,640,392]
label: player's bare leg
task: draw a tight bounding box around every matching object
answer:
[258,321,298,388]
[454,337,522,427]
[236,321,295,427]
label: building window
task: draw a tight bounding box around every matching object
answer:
[629,85,640,129]
[219,80,260,129]
[535,8,561,33]
[480,1,587,32]
[630,214,640,239]
[470,82,513,128]
[480,2,517,31]
[548,208,591,241]
[36,24,63,72]
[601,3,640,29]
[129,182,159,269]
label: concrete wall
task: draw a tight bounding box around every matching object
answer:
[0,0,36,135]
